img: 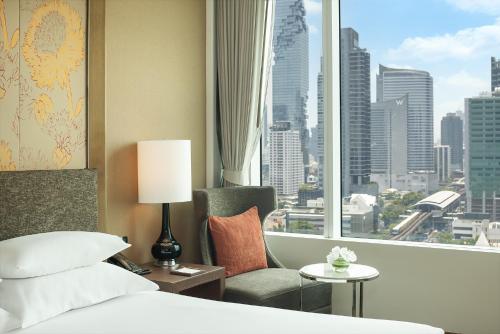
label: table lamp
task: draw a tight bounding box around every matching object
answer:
[137,140,192,267]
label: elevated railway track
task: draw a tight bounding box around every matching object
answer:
[390,211,432,241]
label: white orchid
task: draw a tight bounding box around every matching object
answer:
[331,246,340,258]
[339,247,349,259]
[326,252,335,264]
[326,246,357,264]
[346,249,357,262]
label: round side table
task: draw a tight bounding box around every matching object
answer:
[299,263,379,317]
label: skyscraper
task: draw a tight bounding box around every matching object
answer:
[441,112,464,171]
[317,57,324,190]
[341,28,371,195]
[465,93,500,220]
[370,95,408,188]
[309,126,318,162]
[491,57,500,92]
[272,0,309,180]
[377,65,434,172]
[434,145,451,183]
[269,122,304,195]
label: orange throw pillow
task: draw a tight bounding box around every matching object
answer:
[208,206,268,277]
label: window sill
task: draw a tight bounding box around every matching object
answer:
[264,231,500,254]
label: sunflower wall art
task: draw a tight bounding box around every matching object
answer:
[0,0,86,171]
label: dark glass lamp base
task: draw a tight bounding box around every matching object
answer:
[154,259,177,267]
[151,238,182,267]
[151,203,182,267]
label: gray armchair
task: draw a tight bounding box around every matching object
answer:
[193,186,331,313]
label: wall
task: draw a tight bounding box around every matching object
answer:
[266,234,500,334]
[104,0,206,263]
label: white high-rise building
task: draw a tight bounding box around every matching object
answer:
[370,95,408,188]
[317,58,324,190]
[270,122,304,195]
[434,145,451,183]
[377,65,434,172]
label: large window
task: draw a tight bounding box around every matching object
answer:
[262,0,500,249]
[262,0,324,235]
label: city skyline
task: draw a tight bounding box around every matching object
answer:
[264,0,500,248]
[300,0,499,140]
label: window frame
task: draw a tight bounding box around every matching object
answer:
[256,0,337,237]
[323,0,340,239]
[258,0,340,238]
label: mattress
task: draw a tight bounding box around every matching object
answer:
[11,291,443,334]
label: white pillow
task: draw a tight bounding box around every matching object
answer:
[0,308,20,333]
[0,231,130,278]
[0,262,158,329]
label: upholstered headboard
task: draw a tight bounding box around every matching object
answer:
[0,169,98,241]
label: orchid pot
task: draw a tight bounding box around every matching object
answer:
[326,246,357,273]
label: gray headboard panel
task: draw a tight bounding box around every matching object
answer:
[0,169,98,241]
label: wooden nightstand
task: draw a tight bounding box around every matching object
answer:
[141,263,225,301]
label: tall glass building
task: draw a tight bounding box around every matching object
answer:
[370,95,408,186]
[376,65,434,172]
[491,57,500,92]
[341,28,371,195]
[441,112,464,171]
[272,0,309,181]
[465,94,500,220]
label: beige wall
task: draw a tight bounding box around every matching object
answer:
[104,0,206,263]
[266,234,500,334]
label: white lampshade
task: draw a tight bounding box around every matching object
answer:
[137,140,192,204]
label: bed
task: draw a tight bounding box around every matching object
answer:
[0,169,443,334]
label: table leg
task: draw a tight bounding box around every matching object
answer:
[352,282,357,317]
[331,284,334,315]
[299,276,303,311]
[359,282,364,318]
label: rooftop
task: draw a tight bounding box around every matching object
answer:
[414,191,461,210]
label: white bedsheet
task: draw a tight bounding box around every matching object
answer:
[11,291,443,334]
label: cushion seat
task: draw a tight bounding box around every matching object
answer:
[224,268,331,312]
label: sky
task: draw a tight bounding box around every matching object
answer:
[302,0,500,141]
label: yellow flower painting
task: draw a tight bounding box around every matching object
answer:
[0,140,16,171]
[0,0,20,101]
[33,93,53,124]
[53,145,71,168]
[0,0,86,171]
[0,0,20,52]
[22,0,84,90]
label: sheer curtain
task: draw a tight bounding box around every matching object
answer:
[216,0,275,186]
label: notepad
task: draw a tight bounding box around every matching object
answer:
[170,267,204,276]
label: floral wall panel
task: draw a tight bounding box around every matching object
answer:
[0,0,19,170]
[0,0,86,171]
